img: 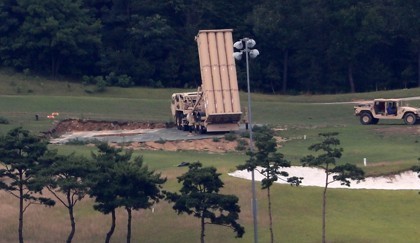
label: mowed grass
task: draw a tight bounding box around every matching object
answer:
[0,71,420,242]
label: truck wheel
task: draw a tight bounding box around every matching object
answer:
[403,113,417,125]
[177,117,183,130]
[360,113,373,125]
[176,114,183,130]
[199,126,207,134]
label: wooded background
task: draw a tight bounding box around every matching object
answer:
[0,0,419,94]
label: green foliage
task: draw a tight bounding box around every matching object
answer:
[105,72,134,88]
[224,131,237,141]
[155,138,167,144]
[235,138,248,151]
[88,143,166,242]
[65,138,101,145]
[0,0,101,77]
[239,131,250,138]
[412,160,420,180]
[2,0,418,92]
[165,162,245,242]
[300,132,365,243]
[300,132,365,186]
[35,152,93,243]
[237,125,301,242]
[94,76,107,93]
[0,116,9,124]
[0,127,55,243]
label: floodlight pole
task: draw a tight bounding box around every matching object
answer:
[236,37,258,243]
[246,42,259,243]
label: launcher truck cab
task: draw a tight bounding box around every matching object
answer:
[354,98,420,125]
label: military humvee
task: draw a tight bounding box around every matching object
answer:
[354,98,420,125]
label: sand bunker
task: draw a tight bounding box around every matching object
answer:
[229,166,420,190]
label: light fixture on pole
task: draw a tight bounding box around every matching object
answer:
[234,37,259,243]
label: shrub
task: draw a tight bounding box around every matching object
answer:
[239,131,250,138]
[94,76,108,92]
[235,139,248,151]
[65,138,101,145]
[0,117,9,124]
[224,131,237,141]
[82,75,94,85]
[212,137,220,142]
[155,138,166,144]
[116,74,134,87]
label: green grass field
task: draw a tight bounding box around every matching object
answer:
[0,70,419,242]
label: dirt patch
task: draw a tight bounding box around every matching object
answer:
[111,138,242,153]
[47,119,171,136]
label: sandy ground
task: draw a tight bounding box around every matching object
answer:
[229,166,420,190]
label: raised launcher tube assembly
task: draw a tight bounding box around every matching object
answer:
[171,29,242,133]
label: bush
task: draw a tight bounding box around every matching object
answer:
[0,117,9,124]
[224,131,237,141]
[65,138,101,145]
[235,139,248,151]
[212,137,220,142]
[94,76,108,92]
[155,138,166,144]
[115,74,134,87]
[106,72,133,87]
[82,75,94,85]
[239,131,250,138]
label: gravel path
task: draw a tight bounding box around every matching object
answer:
[49,126,248,144]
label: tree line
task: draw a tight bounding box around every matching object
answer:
[0,0,418,94]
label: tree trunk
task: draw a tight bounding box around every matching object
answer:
[105,209,116,243]
[126,207,132,243]
[267,186,274,243]
[322,169,329,243]
[51,53,62,78]
[19,172,24,243]
[66,191,76,243]
[51,55,57,78]
[417,51,420,87]
[270,79,276,94]
[282,49,289,94]
[348,62,356,93]
[200,213,205,243]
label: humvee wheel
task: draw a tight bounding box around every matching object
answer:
[176,116,183,130]
[360,112,373,125]
[403,113,417,125]
[199,126,207,134]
